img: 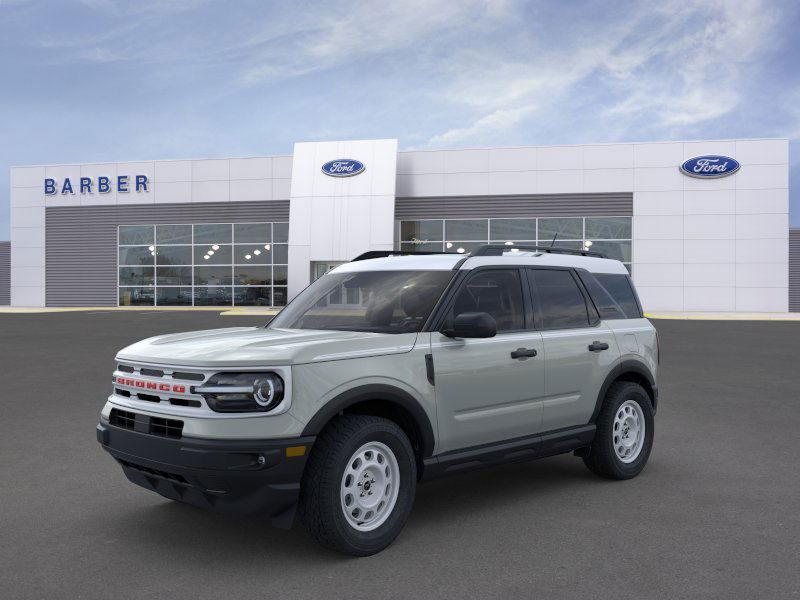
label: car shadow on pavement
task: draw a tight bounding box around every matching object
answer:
[99,453,603,563]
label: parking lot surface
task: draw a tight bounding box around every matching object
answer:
[1,312,799,599]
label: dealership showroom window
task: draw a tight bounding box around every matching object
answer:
[117,223,289,307]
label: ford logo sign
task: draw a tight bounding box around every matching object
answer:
[680,155,740,179]
[321,159,365,177]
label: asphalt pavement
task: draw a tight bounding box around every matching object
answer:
[1,312,798,599]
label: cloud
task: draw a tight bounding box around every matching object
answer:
[238,0,513,85]
[422,0,789,146]
[602,0,781,126]
[428,106,536,145]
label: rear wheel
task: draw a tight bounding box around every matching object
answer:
[299,414,416,556]
[583,381,654,479]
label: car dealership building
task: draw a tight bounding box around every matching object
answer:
[4,137,797,312]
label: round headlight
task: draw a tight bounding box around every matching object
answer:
[254,377,276,407]
[252,374,284,411]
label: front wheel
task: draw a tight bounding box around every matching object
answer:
[298,414,417,556]
[583,381,654,479]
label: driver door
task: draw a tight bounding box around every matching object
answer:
[431,268,546,454]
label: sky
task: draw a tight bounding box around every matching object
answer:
[1,0,799,238]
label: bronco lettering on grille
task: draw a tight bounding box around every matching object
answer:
[113,376,186,394]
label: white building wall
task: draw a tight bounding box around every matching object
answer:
[10,155,292,307]
[633,139,788,312]
[10,166,47,307]
[396,138,789,313]
[10,137,789,312]
[287,139,397,298]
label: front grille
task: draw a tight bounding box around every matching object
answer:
[169,398,202,408]
[118,459,188,484]
[113,363,208,411]
[140,368,165,378]
[172,371,205,382]
[109,408,136,430]
[150,417,183,439]
[136,393,160,403]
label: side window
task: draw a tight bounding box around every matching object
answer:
[529,269,590,329]
[447,269,525,332]
[576,270,627,320]
[593,273,642,318]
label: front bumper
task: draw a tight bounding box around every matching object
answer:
[97,421,315,528]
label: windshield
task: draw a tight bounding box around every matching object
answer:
[269,270,453,333]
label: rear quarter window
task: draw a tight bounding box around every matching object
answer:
[591,273,643,319]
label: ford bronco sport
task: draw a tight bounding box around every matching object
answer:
[97,244,658,556]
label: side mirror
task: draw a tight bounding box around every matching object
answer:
[442,312,497,338]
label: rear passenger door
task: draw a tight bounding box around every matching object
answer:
[431,268,545,453]
[526,268,620,432]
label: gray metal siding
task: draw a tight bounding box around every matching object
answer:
[790,228,800,312]
[394,193,633,219]
[45,201,290,307]
[0,241,10,306]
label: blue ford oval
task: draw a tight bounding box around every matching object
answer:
[321,159,365,177]
[680,155,740,178]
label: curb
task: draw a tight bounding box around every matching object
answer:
[646,312,800,321]
[0,306,279,315]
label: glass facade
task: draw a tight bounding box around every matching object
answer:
[118,222,288,307]
[397,217,633,272]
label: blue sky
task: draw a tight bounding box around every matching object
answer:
[1,0,799,237]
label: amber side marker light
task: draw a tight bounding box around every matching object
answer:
[286,445,307,458]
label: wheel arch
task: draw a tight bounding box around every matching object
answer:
[591,360,657,422]
[301,384,436,463]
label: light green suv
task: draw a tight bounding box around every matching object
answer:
[97,245,658,555]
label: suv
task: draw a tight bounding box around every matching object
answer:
[97,245,658,556]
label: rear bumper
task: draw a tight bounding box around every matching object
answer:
[97,422,314,528]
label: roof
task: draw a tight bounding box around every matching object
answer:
[333,251,628,275]
[334,254,463,273]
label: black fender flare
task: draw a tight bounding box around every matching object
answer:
[301,384,436,458]
[591,359,657,422]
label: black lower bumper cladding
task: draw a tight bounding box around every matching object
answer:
[97,421,315,528]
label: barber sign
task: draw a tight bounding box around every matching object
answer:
[321,159,365,177]
[680,155,740,178]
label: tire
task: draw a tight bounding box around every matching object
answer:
[298,414,417,556]
[583,381,654,480]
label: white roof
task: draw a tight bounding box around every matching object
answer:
[332,251,628,275]
[334,254,462,273]
[464,253,628,274]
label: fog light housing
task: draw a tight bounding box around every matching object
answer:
[195,372,285,413]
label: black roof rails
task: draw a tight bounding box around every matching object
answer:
[351,244,607,264]
[470,244,607,258]
[351,250,457,262]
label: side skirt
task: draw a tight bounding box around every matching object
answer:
[420,424,596,481]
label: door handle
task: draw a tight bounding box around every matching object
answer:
[588,341,610,352]
[511,348,538,359]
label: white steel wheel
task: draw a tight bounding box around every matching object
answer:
[613,400,646,463]
[340,441,400,532]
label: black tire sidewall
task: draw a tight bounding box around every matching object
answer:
[322,420,416,554]
[599,384,654,478]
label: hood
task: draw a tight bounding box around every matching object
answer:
[116,327,419,367]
